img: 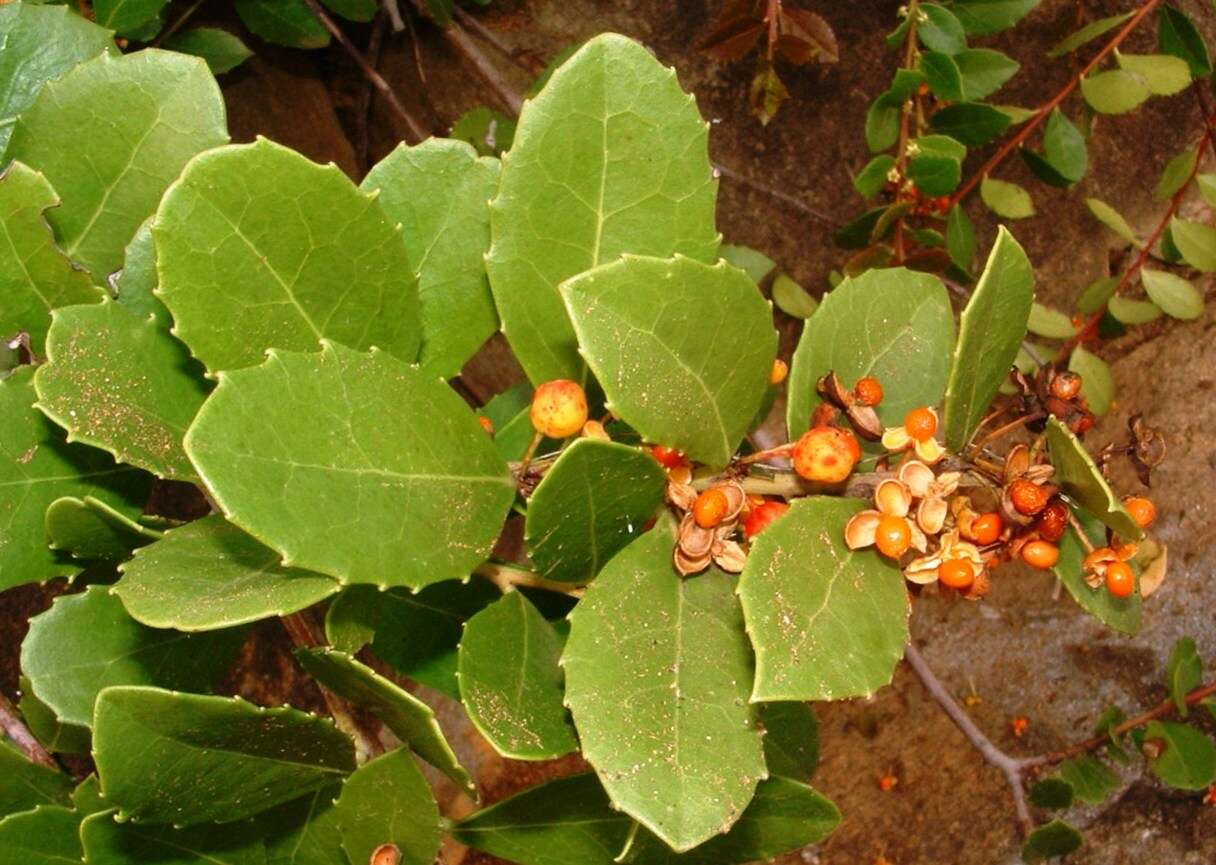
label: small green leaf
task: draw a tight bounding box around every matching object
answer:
[1107,295,1163,326]
[1141,269,1202,320]
[563,255,776,469]
[865,94,902,153]
[1068,346,1115,415]
[18,674,91,755]
[853,155,896,199]
[1143,721,1216,790]
[93,685,355,825]
[1165,637,1202,715]
[1026,303,1075,338]
[294,648,474,796]
[114,515,338,632]
[1156,149,1197,200]
[81,809,269,865]
[920,51,964,101]
[954,48,1020,99]
[450,106,516,157]
[1117,52,1192,96]
[112,220,170,325]
[719,244,776,283]
[1030,109,1087,186]
[1046,417,1142,539]
[771,272,819,319]
[259,787,344,865]
[758,702,819,780]
[1048,11,1133,57]
[1058,755,1119,804]
[942,226,1035,450]
[459,591,578,760]
[322,0,378,21]
[163,28,254,75]
[1028,777,1074,810]
[93,0,169,38]
[1159,5,1212,77]
[980,176,1035,219]
[1081,69,1151,114]
[834,207,887,249]
[946,204,976,270]
[1077,276,1119,315]
[950,0,1041,36]
[1022,820,1082,861]
[525,439,665,583]
[1170,218,1216,271]
[929,103,1011,146]
[918,4,966,54]
[740,497,908,701]
[45,495,162,561]
[908,149,962,196]
[1085,198,1139,245]
[562,520,765,852]
[234,0,329,48]
[0,740,73,818]
[336,748,441,865]
[1198,173,1216,207]
[0,804,82,865]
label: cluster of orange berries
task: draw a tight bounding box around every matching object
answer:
[787,376,883,484]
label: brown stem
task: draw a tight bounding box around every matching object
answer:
[950,0,1165,206]
[474,562,586,597]
[356,13,389,172]
[453,7,546,76]
[380,0,406,31]
[152,0,203,47]
[301,0,429,143]
[1067,511,1095,554]
[714,164,837,227]
[968,412,1044,456]
[891,0,921,262]
[407,0,522,114]
[0,691,58,770]
[737,443,795,465]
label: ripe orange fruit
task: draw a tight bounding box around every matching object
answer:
[938,558,975,590]
[875,515,912,558]
[742,500,789,539]
[792,426,860,484]
[693,488,730,529]
[1123,496,1156,529]
[1034,500,1069,542]
[1105,561,1135,598]
[477,416,494,435]
[904,407,937,441]
[968,512,1003,545]
[1009,479,1050,516]
[651,445,687,469]
[530,380,588,438]
[1021,540,1059,569]
[854,376,884,407]
[769,359,789,385]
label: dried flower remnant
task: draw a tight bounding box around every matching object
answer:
[844,478,926,559]
[816,370,883,440]
[881,406,945,464]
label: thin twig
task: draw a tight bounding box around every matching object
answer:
[474,562,586,597]
[356,14,389,171]
[301,0,429,143]
[152,0,204,47]
[0,691,58,770]
[407,0,522,114]
[714,164,837,227]
[381,0,406,31]
[453,6,546,76]
[892,0,921,261]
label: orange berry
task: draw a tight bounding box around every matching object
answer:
[1049,371,1083,400]
[693,488,730,529]
[769,358,789,385]
[1010,717,1029,738]
[1034,500,1069,542]
[1123,496,1156,529]
[650,445,688,469]
[878,773,898,792]
[1021,540,1059,570]
[742,500,789,539]
[938,558,975,590]
[854,376,884,407]
[477,415,494,435]
[903,407,937,441]
[874,515,912,558]
[792,426,860,484]
[1009,479,1050,516]
[967,512,1003,546]
[1105,561,1135,598]
[530,380,588,438]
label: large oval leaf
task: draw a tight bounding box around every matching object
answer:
[487,33,720,384]
[562,519,765,852]
[335,748,441,865]
[458,591,577,760]
[81,809,269,865]
[0,805,82,865]
[184,341,514,588]
[259,786,344,865]
[525,438,666,583]
[155,137,421,375]
[0,741,72,818]
[6,49,227,278]
[360,139,499,378]
[1045,417,1142,539]
[738,496,909,701]
[564,255,776,468]
[941,226,1034,450]
[114,515,339,632]
[787,268,954,440]
[93,685,355,825]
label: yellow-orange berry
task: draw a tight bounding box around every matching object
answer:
[651,445,687,469]
[1105,561,1135,598]
[854,376,884,407]
[1009,479,1050,516]
[1050,371,1083,400]
[878,773,898,792]
[938,558,975,590]
[742,500,789,539]
[1123,496,1156,529]
[874,515,912,558]
[477,415,494,435]
[693,488,730,529]
[967,512,1003,546]
[770,359,789,385]
[530,380,588,438]
[904,407,937,441]
[792,427,860,484]
[1021,540,1059,570]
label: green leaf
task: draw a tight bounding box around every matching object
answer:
[6,49,228,279]
[787,267,954,439]
[525,439,665,583]
[1165,637,1202,715]
[563,255,776,468]
[1028,777,1074,809]
[361,139,499,378]
[458,592,577,760]
[19,674,91,754]
[950,0,1041,36]
[929,103,1011,146]
[1170,218,1216,271]
[482,384,549,462]
[919,51,964,101]
[234,0,329,48]
[1024,109,1087,186]
[20,585,243,728]
[1117,52,1192,96]
[1046,417,1142,539]
[1159,5,1212,77]
[322,0,378,22]
[865,93,902,153]
[34,300,208,480]
[0,161,105,353]
[1077,276,1118,315]
[184,341,513,588]
[114,515,339,631]
[45,495,162,560]
[113,219,170,325]
[1107,294,1162,326]
[1080,69,1151,114]
[0,2,115,155]
[918,4,966,54]
[562,519,765,852]
[758,702,819,780]
[980,176,1034,219]
[0,366,149,590]
[1143,721,1216,790]
[1022,820,1082,861]
[163,28,254,75]
[908,148,962,196]
[1048,11,1133,57]
[771,272,818,318]
[946,204,976,270]
[155,138,421,374]
[81,809,268,865]
[450,106,516,157]
[260,787,344,865]
[293,648,475,796]
[94,685,355,824]
[1057,755,1119,804]
[740,497,908,701]
[942,227,1034,450]
[1085,198,1139,245]
[487,34,719,384]
[719,244,776,283]
[1141,269,1202,320]
[1055,512,1140,634]
[1156,149,1197,200]
[1026,302,1074,338]
[0,804,82,865]
[954,48,1020,99]
[852,155,896,199]
[0,740,72,818]
[834,206,886,249]
[335,748,441,865]
[93,0,169,38]
[1067,345,1114,415]
[1197,173,1216,208]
